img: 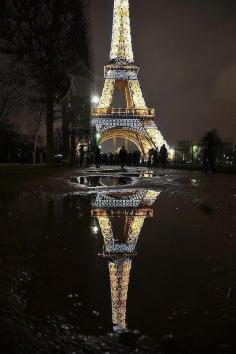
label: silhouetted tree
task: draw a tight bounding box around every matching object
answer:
[0,60,24,121]
[176,140,192,161]
[61,61,92,165]
[27,109,44,164]
[54,127,64,155]
[90,125,98,154]
[0,0,91,165]
[0,119,18,162]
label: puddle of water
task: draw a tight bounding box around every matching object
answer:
[68,171,158,188]
[69,175,133,187]
[0,188,235,339]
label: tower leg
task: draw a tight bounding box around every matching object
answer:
[125,138,129,151]
[113,136,117,154]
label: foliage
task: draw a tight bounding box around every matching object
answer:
[0,60,25,120]
[0,0,91,165]
[175,140,192,161]
[0,119,31,163]
[90,125,98,154]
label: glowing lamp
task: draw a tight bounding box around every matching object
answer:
[91,225,99,234]
[91,95,100,105]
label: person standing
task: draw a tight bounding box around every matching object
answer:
[79,145,85,167]
[153,148,159,167]
[148,148,153,168]
[95,146,101,168]
[159,144,168,168]
[119,146,128,169]
[109,152,114,165]
[201,130,220,173]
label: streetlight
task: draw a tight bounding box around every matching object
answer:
[91,221,99,235]
[91,95,100,106]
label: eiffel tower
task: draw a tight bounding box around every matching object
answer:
[92,189,160,331]
[92,0,170,155]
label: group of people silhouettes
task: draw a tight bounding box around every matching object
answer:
[78,144,169,169]
[118,144,168,169]
[77,129,222,173]
[147,144,168,168]
[79,132,221,173]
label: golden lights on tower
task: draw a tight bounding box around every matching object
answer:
[92,0,171,156]
[92,189,160,331]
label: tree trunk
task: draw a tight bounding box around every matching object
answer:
[33,111,43,164]
[46,92,54,166]
[7,145,11,163]
[62,106,70,165]
[33,132,38,164]
[69,131,77,165]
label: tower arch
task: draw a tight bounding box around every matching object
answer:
[100,129,156,155]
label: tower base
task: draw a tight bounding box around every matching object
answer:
[92,115,170,156]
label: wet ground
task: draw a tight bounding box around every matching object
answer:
[0,166,236,353]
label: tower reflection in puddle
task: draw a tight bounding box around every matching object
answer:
[91,189,160,332]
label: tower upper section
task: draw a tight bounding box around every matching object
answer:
[109,0,134,64]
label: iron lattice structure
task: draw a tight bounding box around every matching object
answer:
[92,189,160,331]
[92,0,170,155]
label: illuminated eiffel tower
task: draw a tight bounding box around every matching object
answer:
[92,189,160,331]
[92,0,170,155]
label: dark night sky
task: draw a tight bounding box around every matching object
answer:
[89,0,236,145]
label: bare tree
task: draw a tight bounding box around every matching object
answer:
[0,60,24,120]
[26,110,44,164]
[0,0,91,165]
